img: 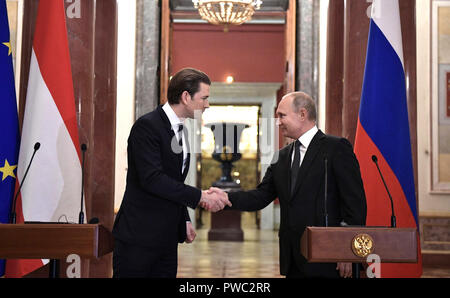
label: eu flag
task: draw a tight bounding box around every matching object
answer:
[0,0,20,277]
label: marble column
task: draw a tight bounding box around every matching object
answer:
[67,0,118,278]
[296,0,320,113]
[17,0,38,126]
[339,0,416,178]
[88,0,118,278]
[399,0,417,191]
[341,0,370,144]
[66,0,96,278]
[336,0,417,196]
[135,0,161,118]
[325,0,344,137]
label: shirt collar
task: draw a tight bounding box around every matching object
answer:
[162,102,184,128]
[298,125,318,149]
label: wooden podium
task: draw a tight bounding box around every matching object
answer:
[300,227,418,277]
[0,223,113,278]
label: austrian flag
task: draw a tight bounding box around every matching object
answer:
[5,0,83,277]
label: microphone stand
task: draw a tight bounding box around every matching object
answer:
[350,155,397,280]
[78,144,87,224]
[323,157,328,228]
[6,143,61,278]
[10,142,40,224]
[372,155,396,228]
[51,143,87,278]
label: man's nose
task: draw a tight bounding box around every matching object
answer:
[204,99,210,108]
[276,118,281,126]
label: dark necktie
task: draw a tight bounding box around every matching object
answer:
[290,140,301,196]
[178,124,183,147]
[178,124,188,174]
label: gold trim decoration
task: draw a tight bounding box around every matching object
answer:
[351,233,374,258]
[220,145,234,161]
[192,0,262,27]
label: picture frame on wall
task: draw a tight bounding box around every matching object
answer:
[438,64,450,125]
[431,1,450,192]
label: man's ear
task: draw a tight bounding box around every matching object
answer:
[180,91,190,105]
[299,108,307,120]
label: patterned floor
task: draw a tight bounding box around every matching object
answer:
[177,211,450,278]
[178,228,283,278]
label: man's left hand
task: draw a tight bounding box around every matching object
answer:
[336,262,352,278]
[186,222,196,243]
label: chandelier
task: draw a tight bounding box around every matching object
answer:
[192,0,263,26]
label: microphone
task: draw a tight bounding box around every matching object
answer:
[10,142,40,224]
[371,155,396,228]
[324,156,328,227]
[78,144,87,224]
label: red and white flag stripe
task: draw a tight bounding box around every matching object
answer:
[6,0,82,277]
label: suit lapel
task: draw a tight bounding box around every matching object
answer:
[157,105,173,134]
[291,130,326,198]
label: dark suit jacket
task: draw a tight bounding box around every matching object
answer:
[112,105,201,248]
[228,130,367,277]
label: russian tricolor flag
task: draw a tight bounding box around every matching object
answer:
[354,0,422,277]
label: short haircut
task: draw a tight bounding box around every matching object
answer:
[288,91,317,121]
[167,68,211,105]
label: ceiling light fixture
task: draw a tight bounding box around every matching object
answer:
[192,0,263,29]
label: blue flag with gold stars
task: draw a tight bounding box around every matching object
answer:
[0,0,20,277]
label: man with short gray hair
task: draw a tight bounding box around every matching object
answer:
[210,91,367,278]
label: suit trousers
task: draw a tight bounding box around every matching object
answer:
[286,247,340,278]
[113,239,178,278]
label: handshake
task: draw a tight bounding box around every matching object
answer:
[199,187,231,212]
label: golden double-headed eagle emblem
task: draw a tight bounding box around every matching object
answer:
[351,233,374,258]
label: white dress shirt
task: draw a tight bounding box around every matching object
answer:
[291,126,319,167]
[162,102,188,173]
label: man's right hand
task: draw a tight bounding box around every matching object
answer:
[199,188,231,212]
